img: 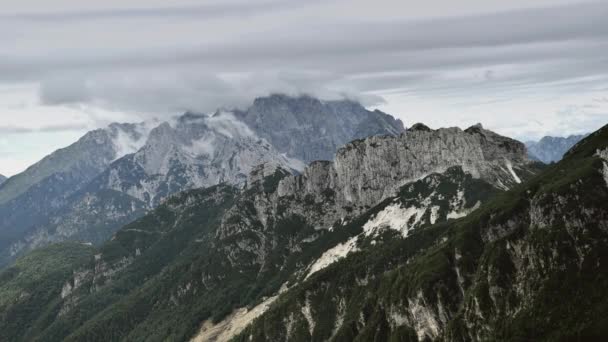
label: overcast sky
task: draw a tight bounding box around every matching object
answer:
[1,0,607,176]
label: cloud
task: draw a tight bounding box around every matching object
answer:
[0,0,606,140]
[0,124,88,134]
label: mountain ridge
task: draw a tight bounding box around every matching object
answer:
[234,123,608,342]
[526,133,588,163]
[0,95,405,267]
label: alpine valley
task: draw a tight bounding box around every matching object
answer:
[0,95,607,342]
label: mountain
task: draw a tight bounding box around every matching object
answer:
[0,95,404,267]
[0,175,6,185]
[0,122,543,341]
[237,124,608,341]
[0,123,150,206]
[0,112,300,266]
[235,94,405,162]
[0,123,151,263]
[526,134,587,163]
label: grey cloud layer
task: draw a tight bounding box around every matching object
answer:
[1,1,607,122]
[0,0,317,22]
[0,124,88,134]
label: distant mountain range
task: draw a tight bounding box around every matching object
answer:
[0,95,404,266]
[0,175,5,185]
[526,134,588,163]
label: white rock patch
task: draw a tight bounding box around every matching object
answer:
[429,206,440,225]
[505,160,521,184]
[191,284,288,342]
[363,203,425,237]
[596,148,608,187]
[301,297,315,336]
[306,237,358,279]
[447,201,481,220]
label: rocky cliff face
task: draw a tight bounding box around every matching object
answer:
[235,124,608,342]
[526,134,587,163]
[235,94,405,162]
[277,123,536,212]
[92,112,303,208]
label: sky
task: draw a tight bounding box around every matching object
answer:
[1,0,608,176]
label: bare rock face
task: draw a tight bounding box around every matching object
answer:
[235,94,405,163]
[278,123,534,209]
[96,112,302,208]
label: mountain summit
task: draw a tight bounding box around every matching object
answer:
[235,94,405,162]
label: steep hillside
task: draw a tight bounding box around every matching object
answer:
[237,124,608,341]
[0,122,537,341]
[0,243,95,342]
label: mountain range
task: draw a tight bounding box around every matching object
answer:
[0,94,606,341]
[0,95,404,267]
[0,175,6,185]
[526,134,588,163]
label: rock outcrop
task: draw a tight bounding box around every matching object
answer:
[278,123,535,210]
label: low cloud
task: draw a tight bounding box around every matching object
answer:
[0,0,605,138]
[0,124,88,134]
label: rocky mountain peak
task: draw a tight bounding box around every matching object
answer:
[408,123,432,132]
[279,124,535,211]
[237,94,405,162]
